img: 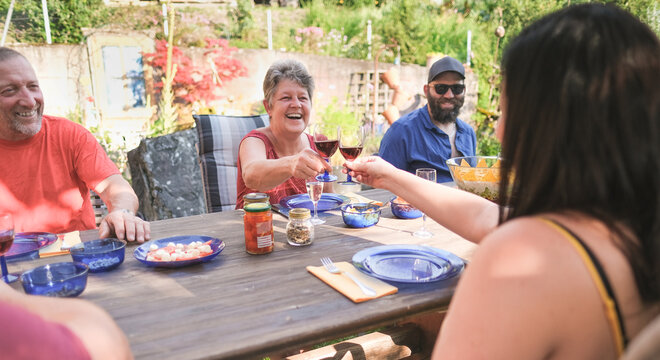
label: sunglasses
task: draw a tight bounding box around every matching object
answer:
[433,84,465,95]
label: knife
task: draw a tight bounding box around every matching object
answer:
[271,204,289,218]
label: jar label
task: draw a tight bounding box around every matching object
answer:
[256,220,273,248]
[257,234,273,248]
[256,221,271,234]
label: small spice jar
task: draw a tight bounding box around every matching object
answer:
[286,208,314,246]
[243,193,270,208]
[244,202,274,254]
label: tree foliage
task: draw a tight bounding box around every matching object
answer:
[142,38,247,106]
[0,0,108,43]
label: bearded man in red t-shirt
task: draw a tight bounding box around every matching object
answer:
[0,47,149,242]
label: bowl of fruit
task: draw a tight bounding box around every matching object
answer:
[341,203,381,228]
[446,156,501,202]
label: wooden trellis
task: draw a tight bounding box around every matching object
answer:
[347,71,392,123]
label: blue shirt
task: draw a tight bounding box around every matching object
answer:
[378,106,477,182]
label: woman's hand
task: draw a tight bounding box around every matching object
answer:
[290,148,333,180]
[344,156,398,190]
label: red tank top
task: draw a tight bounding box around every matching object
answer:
[235,130,318,209]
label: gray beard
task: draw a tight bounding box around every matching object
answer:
[11,117,42,137]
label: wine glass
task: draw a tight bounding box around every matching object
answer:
[338,125,364,185]
[0,213,17,283]
[306,177,325,225]
[413,168,436,238]
[312,124,339,182]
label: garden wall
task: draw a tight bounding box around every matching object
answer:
[13,44,475,131]
[10,44,91,121]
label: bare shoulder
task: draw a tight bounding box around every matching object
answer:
[239,133,268,158]
[434,216,602,359]
[473,217,564,271]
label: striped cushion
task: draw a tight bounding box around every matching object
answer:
[193,114,270,212]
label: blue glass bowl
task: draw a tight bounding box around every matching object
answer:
[69,238,126,273]
[20,262,88,297]
[341,203,381,228]
[390,197,423,219]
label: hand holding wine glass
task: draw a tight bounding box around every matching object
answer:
[312,124,339,182]
[0,213,17,283]
[413,168,436,238]
[338,125,364,185]
[306,177,325,225]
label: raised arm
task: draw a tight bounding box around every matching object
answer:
[95,174,150,242]
[346,156,498,243]
[239,136,331,191]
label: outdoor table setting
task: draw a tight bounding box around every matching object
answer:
[3,187,478,360]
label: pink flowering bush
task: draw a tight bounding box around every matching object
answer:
[143,38,247,105]
[294,26,348,56]
[296,26,324,52]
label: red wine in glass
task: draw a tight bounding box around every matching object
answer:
[338,126,364,184]
[0,231,13,253]
[339,146,363,161]
[0,213,16,283]
[314,139,339,158]
[312,125,339,182]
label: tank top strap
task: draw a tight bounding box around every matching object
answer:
[539,217,628,355]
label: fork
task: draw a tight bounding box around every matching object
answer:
[320,257,377,297]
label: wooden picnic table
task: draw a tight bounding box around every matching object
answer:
[8,188,477,359]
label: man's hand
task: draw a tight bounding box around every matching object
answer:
[95,174,150,242]
[98,209,150,243]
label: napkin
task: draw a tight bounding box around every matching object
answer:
[307,261,398,303]
[39,231,82,258]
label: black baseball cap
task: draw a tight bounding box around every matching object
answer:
[428,56,465,82]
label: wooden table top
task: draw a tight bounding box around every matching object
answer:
[8,189,477,359]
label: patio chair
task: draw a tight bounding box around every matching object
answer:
[194,114,270,212]
[90,190,107,227]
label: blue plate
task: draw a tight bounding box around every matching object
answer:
[279,193,350,212]
[6,232,58,261]
[134,235,225,268]
[352,245,464,283]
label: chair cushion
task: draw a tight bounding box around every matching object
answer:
[622,314,660,360]
[194,114,270,212]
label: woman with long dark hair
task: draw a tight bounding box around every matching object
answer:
[346,3,659,358]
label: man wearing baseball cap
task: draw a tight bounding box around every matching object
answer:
[378,56,476,182]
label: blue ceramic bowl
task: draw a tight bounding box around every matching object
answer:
[390,197,423,219]
[341,203,381,228]
[69,238,126,273]
[20,262,88,297]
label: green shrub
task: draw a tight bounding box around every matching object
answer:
[106,5,162,33]
[0,0,109,44]
[228,0,254,39]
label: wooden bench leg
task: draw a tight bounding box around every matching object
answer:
[284,323,423,360]
[397,310,447,360]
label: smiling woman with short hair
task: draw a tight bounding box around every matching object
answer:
[235,59,332,208]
